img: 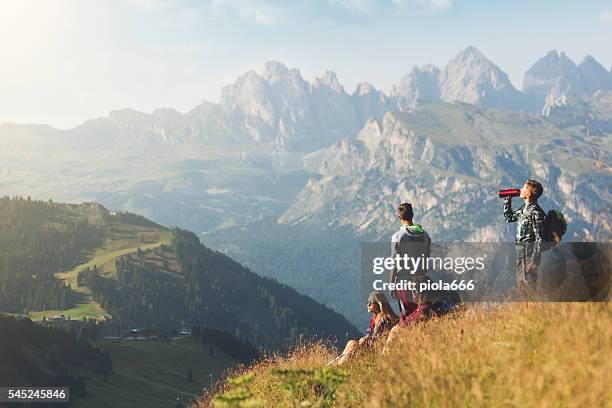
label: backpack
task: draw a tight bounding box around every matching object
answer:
[431,290,462,317]
[544,209,567,240]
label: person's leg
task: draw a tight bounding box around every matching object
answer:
[382,323,404,354]
[384,325,402,351]
[336,340,358,365]
[516,249,527,298]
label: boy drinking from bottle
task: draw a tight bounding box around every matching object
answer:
[503,179,546,296]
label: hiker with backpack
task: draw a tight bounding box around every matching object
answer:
[390,202,431,321]
[329,291,398,366]
[503,180,547,296]
[384,274,462,349]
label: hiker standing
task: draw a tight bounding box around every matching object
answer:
[390,202,431,319]
[503,179,546,296]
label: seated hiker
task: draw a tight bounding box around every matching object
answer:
[332,291,398,366]
[385,275,459,348]
[398,275,437,326]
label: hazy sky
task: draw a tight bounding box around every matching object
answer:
[1,0,611,129]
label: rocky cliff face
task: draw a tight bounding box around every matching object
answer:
[218,62,388,152]
[279,102,611,242]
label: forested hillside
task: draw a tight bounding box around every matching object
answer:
[202,220,364,326]
[0,196,105,312]
[80,228,359,348]
[0,196,358,350]
[0,314,112,401]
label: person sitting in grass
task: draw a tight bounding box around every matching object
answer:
[384,275,440,349]
[331,291,398,366]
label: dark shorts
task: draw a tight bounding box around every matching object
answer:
[515,245,537,285]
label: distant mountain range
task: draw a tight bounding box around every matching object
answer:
[3,47,610,154]
[2,46,610,325]
[278,101,611,241]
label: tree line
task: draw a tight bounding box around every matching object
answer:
[80,228,358,349]
[0,196,105,312]
[0,314,113,400]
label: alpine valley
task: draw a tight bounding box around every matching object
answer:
[2,47,611,326]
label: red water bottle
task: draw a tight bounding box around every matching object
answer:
[498,188,521,198]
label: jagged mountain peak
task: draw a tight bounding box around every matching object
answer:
[261,61,305,84]
[314,70,344,93]
[393,64,442,109]
[523,50,577,95]
[398,64,442,83]
[453,45,489,62]
[440,46,523,109]
[578,55,612,95]
[262,60,290,76]
[446,46,507,78]
[579,55,600,67]
[238,69,264,84]
[525,50,612,114]
[542,49,560,59]
[354,82,377,95]
[420,64,441,74]
[535,50,574,73]
[578,55,610,78]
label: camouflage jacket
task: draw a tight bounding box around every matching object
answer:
[504,200,546,260]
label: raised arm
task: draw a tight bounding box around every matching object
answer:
[503,197,520,223]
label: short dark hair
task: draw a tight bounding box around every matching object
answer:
[397,203,414,221]
[525,179,543,200]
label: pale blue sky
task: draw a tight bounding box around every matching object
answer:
[1,0,611,128]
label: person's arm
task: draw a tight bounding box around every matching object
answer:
[389,233,400,298]
[529,208,546,262]
[363,317,391,346]
[503,197,519,222]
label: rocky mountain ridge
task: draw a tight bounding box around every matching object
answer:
[279,101,612,241]
[5,47,610,156]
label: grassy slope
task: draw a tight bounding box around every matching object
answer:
[202,303,611,407]
[29,221,171,321]
[73,337,238,408]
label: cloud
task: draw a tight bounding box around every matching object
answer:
[338,0,453,15]
[211,0,293,26]
[125,0,171,13]
[125,0,454,26]
[599,9,612,23]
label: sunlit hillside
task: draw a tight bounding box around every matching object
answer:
[202,302,611,407]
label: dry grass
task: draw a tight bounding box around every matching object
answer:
[199,302,611,408]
